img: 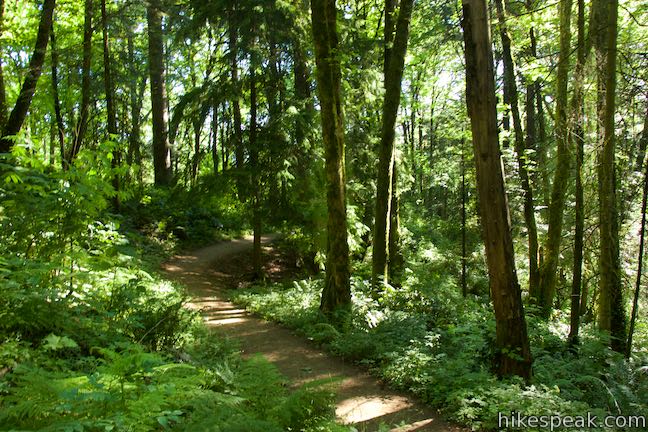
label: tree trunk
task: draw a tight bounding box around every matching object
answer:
[101,0,120,210]
[126,30,146,182]
[50,26,65,167]
[311,0,351,316]
[627,140,648,358]
[461,0,532,380]
[372,0,414,287]
[212,100,219,174]
[461,135,468,297]
[537,0,573,317]
[388,160,403,283]
[147,0,173,186]
[568,0,590,346]
[229,7,244,198]
[494,0,539,298]
[0,0,7,129]
[0,0,56,154]
[249,56,262,279]
[66,0,93,166]
[635,101,648,172]
[596,0,626,353]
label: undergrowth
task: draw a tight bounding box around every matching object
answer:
[232,272,648,431]
[0,154,346,431]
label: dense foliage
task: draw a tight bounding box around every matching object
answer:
[232,233,648,430]
[0,0,647,429]
[0,158,343,431]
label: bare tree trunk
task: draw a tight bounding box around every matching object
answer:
[147,0,173,186]
[372,0,414,287]
[311,0,351,316]
[0,0,56,154]
[461,0,532,380]
[537,0,573,317]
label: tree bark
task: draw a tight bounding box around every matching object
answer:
[372,0,414,287]
[147,0,173,186]
[596,0,626,353]
[311,0,351,315]
[461,0,532,380]
[537,0,573,317]
[0,0,56,154]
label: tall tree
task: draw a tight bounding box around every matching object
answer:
[536,0,573,317]
[0,0,56,154]
[310,0,351,315]
[50,25,65,166]
[461,0,532,379]
[627,128,648,357]
[568,0,590,345]
[0,0,7,129]
[65,0,94,167]
[101,0,120,209]
[494,0,539,296]
[596,0,626,352]
[229,4,244,197]
[147,0,173,186]
[372,0,414,287]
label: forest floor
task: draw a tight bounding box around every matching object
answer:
[162,235,462,432]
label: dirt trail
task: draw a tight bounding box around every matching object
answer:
[162,235,460,432]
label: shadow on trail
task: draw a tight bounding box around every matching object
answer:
[162,235,461,432]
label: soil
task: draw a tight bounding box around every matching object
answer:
[162,234,463,432]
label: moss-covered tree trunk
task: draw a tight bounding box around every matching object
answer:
[596,0,626,353]
[311,0,351,315]
[147,0,173,186]
[461,0,532,380]
[372,0,414,287]
[568,0,590,346]
[0,0,56,154]
[537,0,572,317]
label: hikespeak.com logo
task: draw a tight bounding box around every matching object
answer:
[498,411,646,430]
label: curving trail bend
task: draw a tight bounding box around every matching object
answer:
[162,235,461,432]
